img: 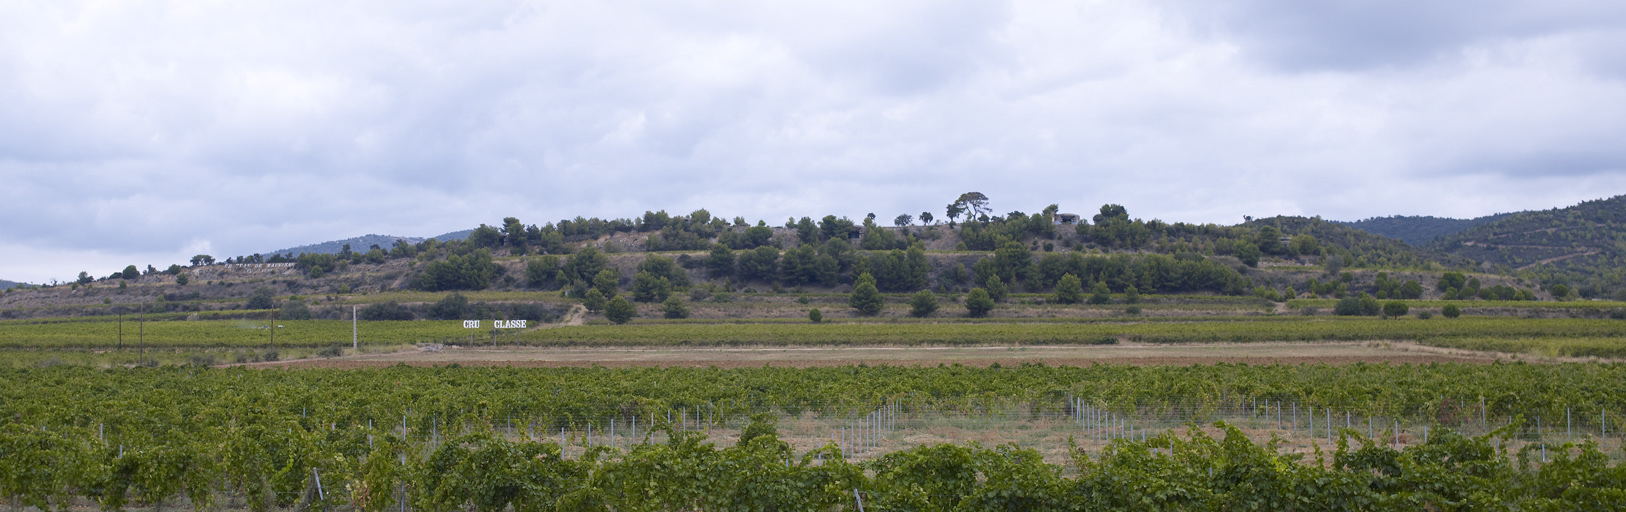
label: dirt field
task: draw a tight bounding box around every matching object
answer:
[249,341,1505,369]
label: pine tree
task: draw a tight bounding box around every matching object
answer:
[632,271,672,303]
[909,290,939,317]
[661,296,689,319]
[583,289,606,313]
[1054,273,1084,304]
[849,272,884,315]
[985,275,1008,302]
[594,269,620,298]
[1088,281,1112,305]
[964,288,995,317]
[605,296,636,324]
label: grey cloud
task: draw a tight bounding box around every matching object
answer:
[2,0,1625,283]
[1157,0,1626,71]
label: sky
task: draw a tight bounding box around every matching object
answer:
[3,0,1626,284]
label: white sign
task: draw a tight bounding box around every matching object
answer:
[494,320,527,329]
[462,320,481,329]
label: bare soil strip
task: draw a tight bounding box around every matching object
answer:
[250,341,1503,369]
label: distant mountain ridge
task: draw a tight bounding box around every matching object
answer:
[260,230,475,257]
[0,279,23,290]
[428,229,473,241]
[1335,213,1516,246]
[260,234,424,258]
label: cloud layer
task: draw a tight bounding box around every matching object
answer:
[3,0,1625,283]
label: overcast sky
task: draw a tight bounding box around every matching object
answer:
[4,0,1626,283]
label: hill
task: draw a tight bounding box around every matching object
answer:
[261,234,423,258]
[1429,195,1626,298]
[0,280,22,290]
[427,229,473,241]
[1239,216,1474,270]
[1335,213,1515,246]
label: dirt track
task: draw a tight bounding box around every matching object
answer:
[250,341,1503,369]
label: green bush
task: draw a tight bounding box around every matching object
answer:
[1382,301,1409,318]
[661,296,690,319]
[985,276,1008,302]
[1358,293,1381,316]
[583,289,606,313]
[1088,282,1112,305]
[1053,274,1083,304]
[1334,296,1362,316]
[964,288,995,317]
[808,308,822,323]
[909,290,939,318]
[1443,304,1462,318]
[849,273,883,315]
[605,296,636,324]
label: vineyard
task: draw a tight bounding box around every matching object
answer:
[3,317,1626,357]
[2,364,1625,510]
[0,319,469,349]
[520,317,1626,348]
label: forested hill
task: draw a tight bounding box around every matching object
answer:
[1428,195,1626,299]
[262,234,424,258]
[1238,216,1474,270]
[1335,213,1514,246]
[0,280,21,290]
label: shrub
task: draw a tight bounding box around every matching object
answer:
[985,276,1008,302]
[317,345,344,358]
[1125,306,1142,315]
[360,301,414,321]
[1442,304,1462,318]
[605,296,636,324]
[849,273,883,315]
[279,298,313,320]
[1088,282,1112,305]
[738,413,781,447]
[1358,293,1381,316]
[1382,301,1409,318]
[661,296,690,319]
[583,289,606,313]
[964,288,995,317]
[594,269,620,298]
[245,286,276,310]
[428,293,470,320]
[808,308,822,323]
[1124,285,1141,304]
[1334,296,1362,316]
[1417,312,1433,320]
[909,290,939,318]
[1053,274,1083,304]
[632,271,672,303]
